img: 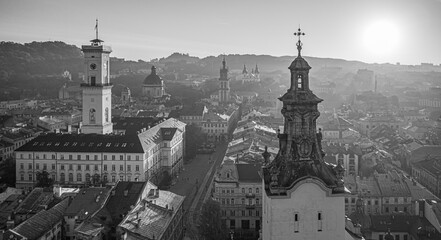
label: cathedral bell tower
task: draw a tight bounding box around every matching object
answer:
[219,56,230,104]
[81,20,113,134]
[261,28,347,240]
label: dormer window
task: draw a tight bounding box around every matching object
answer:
[297,74,303,90]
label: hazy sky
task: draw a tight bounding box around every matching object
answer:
[1,0,440,65]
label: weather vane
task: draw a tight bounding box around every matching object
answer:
[294,27,305,56]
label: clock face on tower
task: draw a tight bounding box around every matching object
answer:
[89,63,97,70]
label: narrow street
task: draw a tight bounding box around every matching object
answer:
[169,142,228,240]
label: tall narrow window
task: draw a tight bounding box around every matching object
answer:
[90,109,96,124]
[294,213,299,233]
[297,74,303,90]
[318,212,323,231]
[91,76,96,86]
[105,107,109,122]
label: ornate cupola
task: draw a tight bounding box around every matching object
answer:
[262,28,346,196]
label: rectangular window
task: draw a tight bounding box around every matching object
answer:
[112,165,116,171]
[136,165,139,171]
[120,155,123,160]
[29,174,32,181]
[104,155,107,160]
[94,155,98,160]
[127,165,131,172]
[77,165,81,170]
[136,155,140,161]
[20,163,24,169]
[128,155,131,161]
[379,235,383,240]
[36,163,39,170]
[86,165,90,170]
[69,155,72,160]
[94,165,98,171]
[61,165,65,170]
[318,212,323,231]
[112,155,115,160]
[112,175,116,182]
[395,235,400,240]
[28,163,32,169]
[86,155,89,160]
[104,165,107,171]
[69,164,73,170]
[77,155,81,160]
[120,165,123,171]
[43,164,47,170]
[294,213,299,233]
[20,174,24,181]
[52,164,55,170]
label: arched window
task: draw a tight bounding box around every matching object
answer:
[297,74,303,90]
[60,173,65,183]
[68,173,73,182]
[86,173,91,183]
[105,108,109,122]
[77,173,82,182]
[90,109,96,124]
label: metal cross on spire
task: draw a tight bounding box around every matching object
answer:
[294,27,305,56]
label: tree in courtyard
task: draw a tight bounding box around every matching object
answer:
[35,171,54,188]
[185,123,204,161]
[198,199,227,240]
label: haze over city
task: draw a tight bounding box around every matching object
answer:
[1,0,441,64]
[1,1,441,240]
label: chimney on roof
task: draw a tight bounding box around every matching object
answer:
[124,189,128,197]
[137,219,141,227]
[155,189,159,197]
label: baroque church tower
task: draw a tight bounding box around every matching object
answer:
[219,56,230,103]
[81,20,113,134]
[261,29,347,240]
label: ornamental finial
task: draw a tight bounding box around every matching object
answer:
[293,27,305,57]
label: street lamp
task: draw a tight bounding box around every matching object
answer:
[230,230,234,240]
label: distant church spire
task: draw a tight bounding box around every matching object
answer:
[222,55,226,69]
[242,64,248,74]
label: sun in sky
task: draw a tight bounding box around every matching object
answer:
[362,19,401,59]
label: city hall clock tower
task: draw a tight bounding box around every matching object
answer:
[81,20,113,134]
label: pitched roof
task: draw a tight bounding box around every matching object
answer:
[15,188,55,215]
[118,182,185,240]
[180,103,206,116]
[12,198,69,239]
[16,133,144,153]
[112,116,164,135]
[65,188,111,219]
[160,128,177,141]
[410,145,441,163]
[236,164,261,182]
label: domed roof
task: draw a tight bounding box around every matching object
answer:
[143,66,162,85]
[289,56,311,70]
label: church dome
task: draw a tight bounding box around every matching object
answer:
[143,66,162,85]
[289,56,311,70]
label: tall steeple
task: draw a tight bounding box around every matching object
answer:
[262,28,345,195]
[219,55,230,103]
[261,27,346,240]
[242,64,248,74]
[254,64,259,74]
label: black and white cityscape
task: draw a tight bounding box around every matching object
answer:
[0,1,440,240]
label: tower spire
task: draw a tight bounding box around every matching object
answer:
[294,27,305,57]
[95,19,99,40]
[222,55,226,69]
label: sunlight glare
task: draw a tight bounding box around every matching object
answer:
[363,20,401,57]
